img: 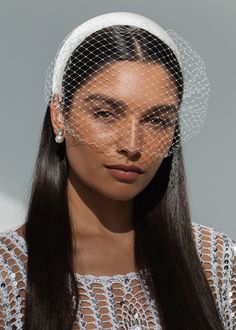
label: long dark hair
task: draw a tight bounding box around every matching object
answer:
[24,26,224,329]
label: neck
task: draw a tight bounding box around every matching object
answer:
[67,169,134,239]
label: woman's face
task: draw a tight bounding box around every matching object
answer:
[62,61,179,201]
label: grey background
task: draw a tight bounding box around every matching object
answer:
[0,0,235,239]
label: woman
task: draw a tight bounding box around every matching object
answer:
[0,12,235,330]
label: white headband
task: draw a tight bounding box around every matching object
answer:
[52,11,181,96]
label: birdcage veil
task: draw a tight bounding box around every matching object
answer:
[44,12,210,165]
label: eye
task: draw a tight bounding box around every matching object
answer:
[144,115,174,128]
[93,108,115,121]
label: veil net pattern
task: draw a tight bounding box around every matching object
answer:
[44,25,210,165]
[0,223,235,329]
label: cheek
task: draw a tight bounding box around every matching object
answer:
[66,143,98,179]
[141,160,162,189]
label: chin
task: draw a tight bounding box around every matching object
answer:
[101,187,142,201]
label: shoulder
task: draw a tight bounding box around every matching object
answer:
[0,228,27,262]
[0,229,27,327]
[191,221,236,260]
[191,222,236,328]
[191,221,236,276]
[0,228,27,278]
[191,221,236,278]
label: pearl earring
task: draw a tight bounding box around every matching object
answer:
[55,128,64,143]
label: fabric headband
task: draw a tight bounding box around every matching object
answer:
[52,12,181,96]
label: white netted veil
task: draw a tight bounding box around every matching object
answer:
[44,12,210,167]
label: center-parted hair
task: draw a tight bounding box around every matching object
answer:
[23,24,223,330]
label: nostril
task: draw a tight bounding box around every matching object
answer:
[128,148,140,156]
[117,147,141,160]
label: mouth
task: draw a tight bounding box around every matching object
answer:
[104,164,145,182]
[104,164,145,174]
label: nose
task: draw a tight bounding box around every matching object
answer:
[117,147,141,160]
[116,116,142,160]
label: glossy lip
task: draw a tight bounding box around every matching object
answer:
[104,164,145,174]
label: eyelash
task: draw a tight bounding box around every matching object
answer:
[145,116,173,128]
[93,109,173,128]
[93,110,115,120]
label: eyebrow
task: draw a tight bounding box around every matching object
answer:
[83,93,178,115]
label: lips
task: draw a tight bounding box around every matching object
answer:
[105,164,145,174]
[104,164,145,182]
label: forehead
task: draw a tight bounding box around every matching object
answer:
[73,60,179,107]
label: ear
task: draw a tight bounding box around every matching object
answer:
[49,93,64,136]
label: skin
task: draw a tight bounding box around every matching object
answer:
[16,61,179,275]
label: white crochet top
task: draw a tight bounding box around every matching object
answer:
[0,222,235,329]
